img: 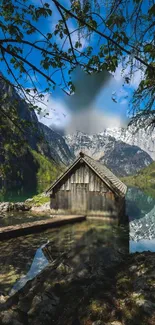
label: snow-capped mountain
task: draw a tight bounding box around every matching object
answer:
[64,131,153,176]
[102,125,155,160]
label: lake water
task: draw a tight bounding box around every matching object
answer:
[126,187,155,253]
[0,182,50,202]
[0,212,51,228]
[0,219,128,296]
[0,186,155,296]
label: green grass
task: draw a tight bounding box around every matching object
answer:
[26,151,65,206]
[29,193,50,206]
[121,161,155,197]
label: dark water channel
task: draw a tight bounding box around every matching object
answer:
[0,186,155,297]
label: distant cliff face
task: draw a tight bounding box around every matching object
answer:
[0,77,39,151]
[0,77,74,166]
[0,77,74,186]
[64,132,153,176]
[39,123,74,165]
[102,125,155,160]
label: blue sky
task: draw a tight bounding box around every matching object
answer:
[0,0,145,133]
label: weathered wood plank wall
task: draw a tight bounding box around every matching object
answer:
[50,162,124,217]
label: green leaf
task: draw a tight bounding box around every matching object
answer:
[144,44,153,53]
[149,4,155,16]
[47,33,52,40]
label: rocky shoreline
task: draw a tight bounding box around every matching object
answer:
[0,198,51,217]
[0,249,155,325]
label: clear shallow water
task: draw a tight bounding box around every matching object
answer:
[0,220,128,296]
[0,212,51,228]
[0,186,155,296]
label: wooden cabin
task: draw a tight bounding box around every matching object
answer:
[46,152,127,223]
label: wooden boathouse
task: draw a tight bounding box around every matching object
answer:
[46,152,127,223]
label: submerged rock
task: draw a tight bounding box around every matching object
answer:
[1,235,155,325]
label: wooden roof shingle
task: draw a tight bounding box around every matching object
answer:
[46,152,127,197]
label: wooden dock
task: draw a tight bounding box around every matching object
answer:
[0,215,86,240]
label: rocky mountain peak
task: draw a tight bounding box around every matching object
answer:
[64,131,153,176]
[102,125,155,160]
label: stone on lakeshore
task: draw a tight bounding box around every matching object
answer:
[12,320,23,325]
[0,202,31,213]
[25,198,33,203]
[1,309,19,324]
[28,292,59,325]
[31,202,50,213]
[0,295,8,304]
[0,202,14,212]
[14,202,30,211]
[129,265,137,272]
[135,299,155,315]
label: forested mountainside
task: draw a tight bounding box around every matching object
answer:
[64,132,153,177]
[122,161,155,198]
[0,77,73,186]
[0,75,154,187]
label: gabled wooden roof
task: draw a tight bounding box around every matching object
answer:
[46,152,127,197]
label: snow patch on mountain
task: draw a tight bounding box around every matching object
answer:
[64,131,153,176]
[102,125,155,160]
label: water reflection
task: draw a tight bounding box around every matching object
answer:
[130,238,155,253]
[0,212,51,228]
[126,187,155,221]
[10,243,49,296]
[1,186,155,297]
[0,220,129,296]
[0,182,50,203]
[126,187,155,253]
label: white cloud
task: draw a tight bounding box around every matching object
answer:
[26,66,130,135]
[114,59,145,89]
[69,26,88,51]
[65,108,127,135]
[113,65,123,82]
[24,88,70,129]
[36,93,70,128]
[120,99,128,105]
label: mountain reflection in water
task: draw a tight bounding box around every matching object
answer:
[126,187,155,252]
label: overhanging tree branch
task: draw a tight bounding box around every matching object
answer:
[51,0,155,72]
[0,44,70,96]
